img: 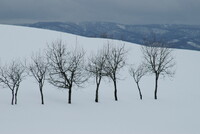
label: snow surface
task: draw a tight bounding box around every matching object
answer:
[0,24,200,134]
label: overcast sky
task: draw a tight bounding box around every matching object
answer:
[0,0,200,25]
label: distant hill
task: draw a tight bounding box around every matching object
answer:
[22,22,200,51]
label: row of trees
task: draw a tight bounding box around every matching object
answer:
[129,40,175,100]
[87,43,127,102]
[0,39,175,105]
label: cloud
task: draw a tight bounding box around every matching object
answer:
[0,0,200,24]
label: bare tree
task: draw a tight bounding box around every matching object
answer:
[104,43,127,101]
[87,49,107,103]
[46,40,86,104]
[28,52,48,105]
[141,40,175,99]
[0,61,25,105]
[129,64,147,100]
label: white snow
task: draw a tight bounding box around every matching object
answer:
[187,41,200,49]
[0,24,200,134]
[117,24,126,30]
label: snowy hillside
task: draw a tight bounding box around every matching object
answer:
[23,22,200,51]
[0,24,200,134]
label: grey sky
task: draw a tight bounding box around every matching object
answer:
[0,0,200,24]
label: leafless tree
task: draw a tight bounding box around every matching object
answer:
[0,61,25,105]
[129,64,147,100]
[28,52,48,105]
[104,43,127,101]
[86,49,107,103]
[141,39,175,99]
[46,40,86,104]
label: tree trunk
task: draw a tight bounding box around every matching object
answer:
[154,75,159,100]
[15,86,19,104]
[11,90,14,105]
[136,82,142,100]
[113,80,118,101]
[95,83,100,103]
[39,85,44,105]
[68,86,72,104]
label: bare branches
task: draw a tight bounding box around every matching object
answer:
[141,40,175,77]
[103,42,127,101]
[129,64,147,84]
[104,43,127,80]
[46,40,86,104]
[46,40,70,89]
[86,48,107,102]
[129,64,147,100]
[141,39,175,99]
[87,49,107,82]
[29,52,47,85]
[0,60,25,105]
[28,51,48,104]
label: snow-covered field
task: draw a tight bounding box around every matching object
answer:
[0,24,200,134]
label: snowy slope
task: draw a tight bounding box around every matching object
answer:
[0,24,200,134]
